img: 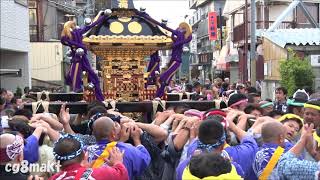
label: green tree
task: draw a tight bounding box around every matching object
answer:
[279,49,315,96]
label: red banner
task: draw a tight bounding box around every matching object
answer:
[208,12,217,41]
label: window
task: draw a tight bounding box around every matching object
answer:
[296,3,319,24]
[29,9,37,25]
[29,0,38,41]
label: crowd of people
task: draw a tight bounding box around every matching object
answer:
[0,81,319,180]
[165,78,262,101]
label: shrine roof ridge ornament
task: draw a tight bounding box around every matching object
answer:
[111,0,135,9]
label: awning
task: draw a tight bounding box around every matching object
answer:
[223,0,245,16]
[226,47,239,62]
[216,45,230,71]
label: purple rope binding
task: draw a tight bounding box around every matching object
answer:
[146,51,160,87]
[61,15,106,101]
[156,29,192,97]
[136,10,192,98]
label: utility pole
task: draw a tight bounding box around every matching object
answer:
[244,0,248,82]
[219,8,223,49]
[250,0,256,87]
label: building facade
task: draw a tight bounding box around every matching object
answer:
[189,0,227,84]
[28,0,102,90]
[224,0,320,84]
[0,0,31,91]
[260,29,320,99]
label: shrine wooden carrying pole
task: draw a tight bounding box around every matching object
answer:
[24,101,217,122]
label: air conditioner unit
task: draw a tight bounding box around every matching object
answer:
[311,55,320,67]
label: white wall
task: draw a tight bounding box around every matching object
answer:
[0,0,31,91]
[30,42,63,81]
[0,0,30,52]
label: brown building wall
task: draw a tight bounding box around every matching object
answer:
[263,38,288,80]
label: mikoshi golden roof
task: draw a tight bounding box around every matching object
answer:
[83,8,173,49]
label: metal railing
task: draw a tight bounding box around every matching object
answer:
[232,21,296,43]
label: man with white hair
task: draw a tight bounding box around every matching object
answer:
[0,133,26,180]
[4,91,14,109]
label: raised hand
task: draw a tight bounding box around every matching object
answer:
[301,123,314,140]
[190,119,200,140]
[59,104,70,125]
[130,124,142,146]
[106,147,124,166]
[29,121,47,133]
[81,152,93,168]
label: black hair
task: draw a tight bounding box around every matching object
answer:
[221,82,229,90]
[23,94,37,101]
[281,118,303,130]
[246,87,257,94]
[199,119,224,145]
[53,137,83,165]
[87,105,108,119]
[174,104,191,114]
[265,98,273,102]
[244,104,263,114]
[276,87,288,95]
[287,105,303,114]
[193,81,201,88]
[189,152,232,178]
[0,88,7,95]
[204,115,231,144]
[204,84,211,90]
[185,84,193,93]
[14,108,33,120]
[267,110,284,118]
[231,83,236,89]
[0,97,5,106]
[8,119,34,139]
[24,87,30,94]
[248,93,261,103]
[86,100,106,115]
[10,96,18,104]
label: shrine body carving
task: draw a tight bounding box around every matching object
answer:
[61,0,192,101]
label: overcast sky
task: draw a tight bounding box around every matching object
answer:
[133,0,195,28]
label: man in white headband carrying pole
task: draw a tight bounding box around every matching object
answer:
[303,99,320,161]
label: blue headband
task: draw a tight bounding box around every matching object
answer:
[88,113,121,134]
[88,112,104,133]
[197,133,226,152]
[53,134,84,161]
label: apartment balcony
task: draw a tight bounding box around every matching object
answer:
[189,0,197,9]
[232,21,296,44]
[48,0,80,14]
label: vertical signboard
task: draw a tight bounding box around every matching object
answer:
[208,12,217,41]
[190,33,197,53]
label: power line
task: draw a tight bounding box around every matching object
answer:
[32,62,62,70]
